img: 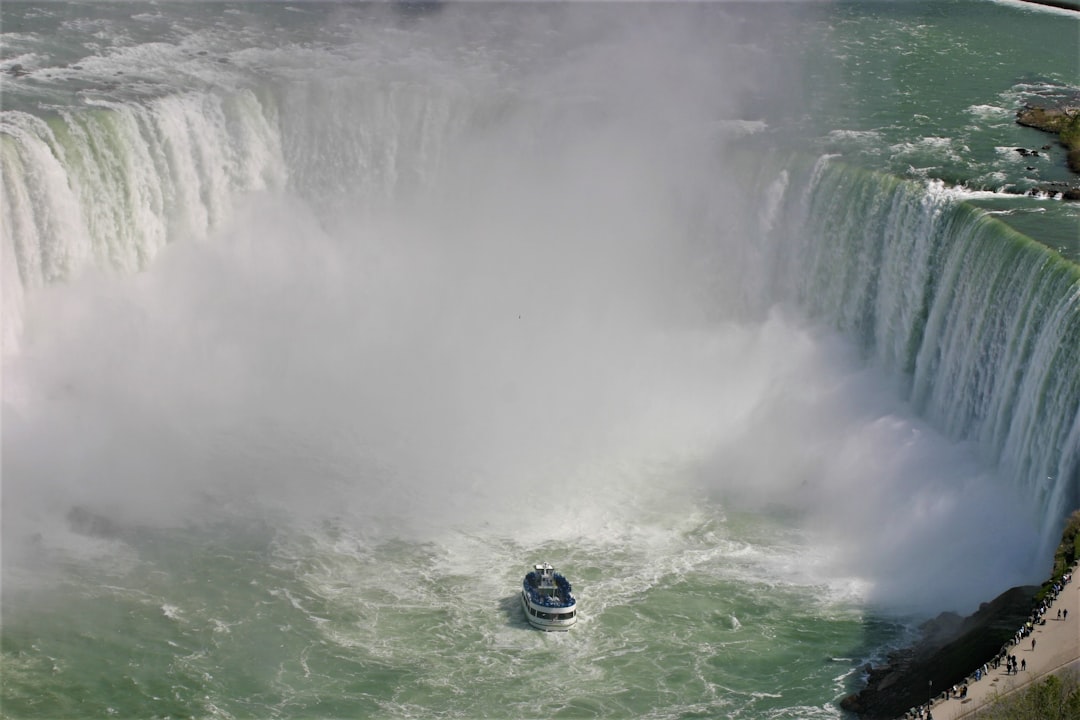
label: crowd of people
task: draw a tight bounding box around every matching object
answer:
[901,569,1074,720]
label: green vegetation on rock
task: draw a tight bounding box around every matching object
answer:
[1017,106,1080,173]
[973,670,1080,719]
[1038,509,1080,604]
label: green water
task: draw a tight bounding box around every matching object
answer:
[3,2,1077,718]
[4,509,897,719]
[795,0,1080,257]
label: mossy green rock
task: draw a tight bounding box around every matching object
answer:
[1017,105,1080,172]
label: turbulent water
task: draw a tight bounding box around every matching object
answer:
[3,2,1079,718]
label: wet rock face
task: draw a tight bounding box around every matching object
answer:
[840,585,1039,719]
[1017,0,1080,9]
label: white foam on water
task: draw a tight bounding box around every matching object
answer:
[989,0,1080,17]
[3,5,1077,717]
[966,103,1008,119]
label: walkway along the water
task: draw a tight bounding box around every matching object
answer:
[901,563,1079,719]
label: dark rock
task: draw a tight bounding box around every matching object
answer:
[1024,182,1080,200]
[841,585,1038,719]
[1018,0,1080,10]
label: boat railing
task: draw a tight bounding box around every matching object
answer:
[523,573,575,607]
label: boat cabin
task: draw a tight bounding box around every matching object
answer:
[534,563,558,595]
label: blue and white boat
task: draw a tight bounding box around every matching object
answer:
[521,562,577,631]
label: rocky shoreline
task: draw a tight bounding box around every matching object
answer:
[842,512,1080,718]
[1016,105,1080,173]
[839,586,1038,719]
[1008,104,1080,200]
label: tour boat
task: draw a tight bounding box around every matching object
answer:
[521,562,577,631]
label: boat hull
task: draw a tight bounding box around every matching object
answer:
[521,590,577,631]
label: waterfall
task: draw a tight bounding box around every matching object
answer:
[0,78,481,352]
[3,80,1078,558]
[767,158,1080,554]
[1,90,286,350]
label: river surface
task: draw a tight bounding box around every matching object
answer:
[3,2,1077,718]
